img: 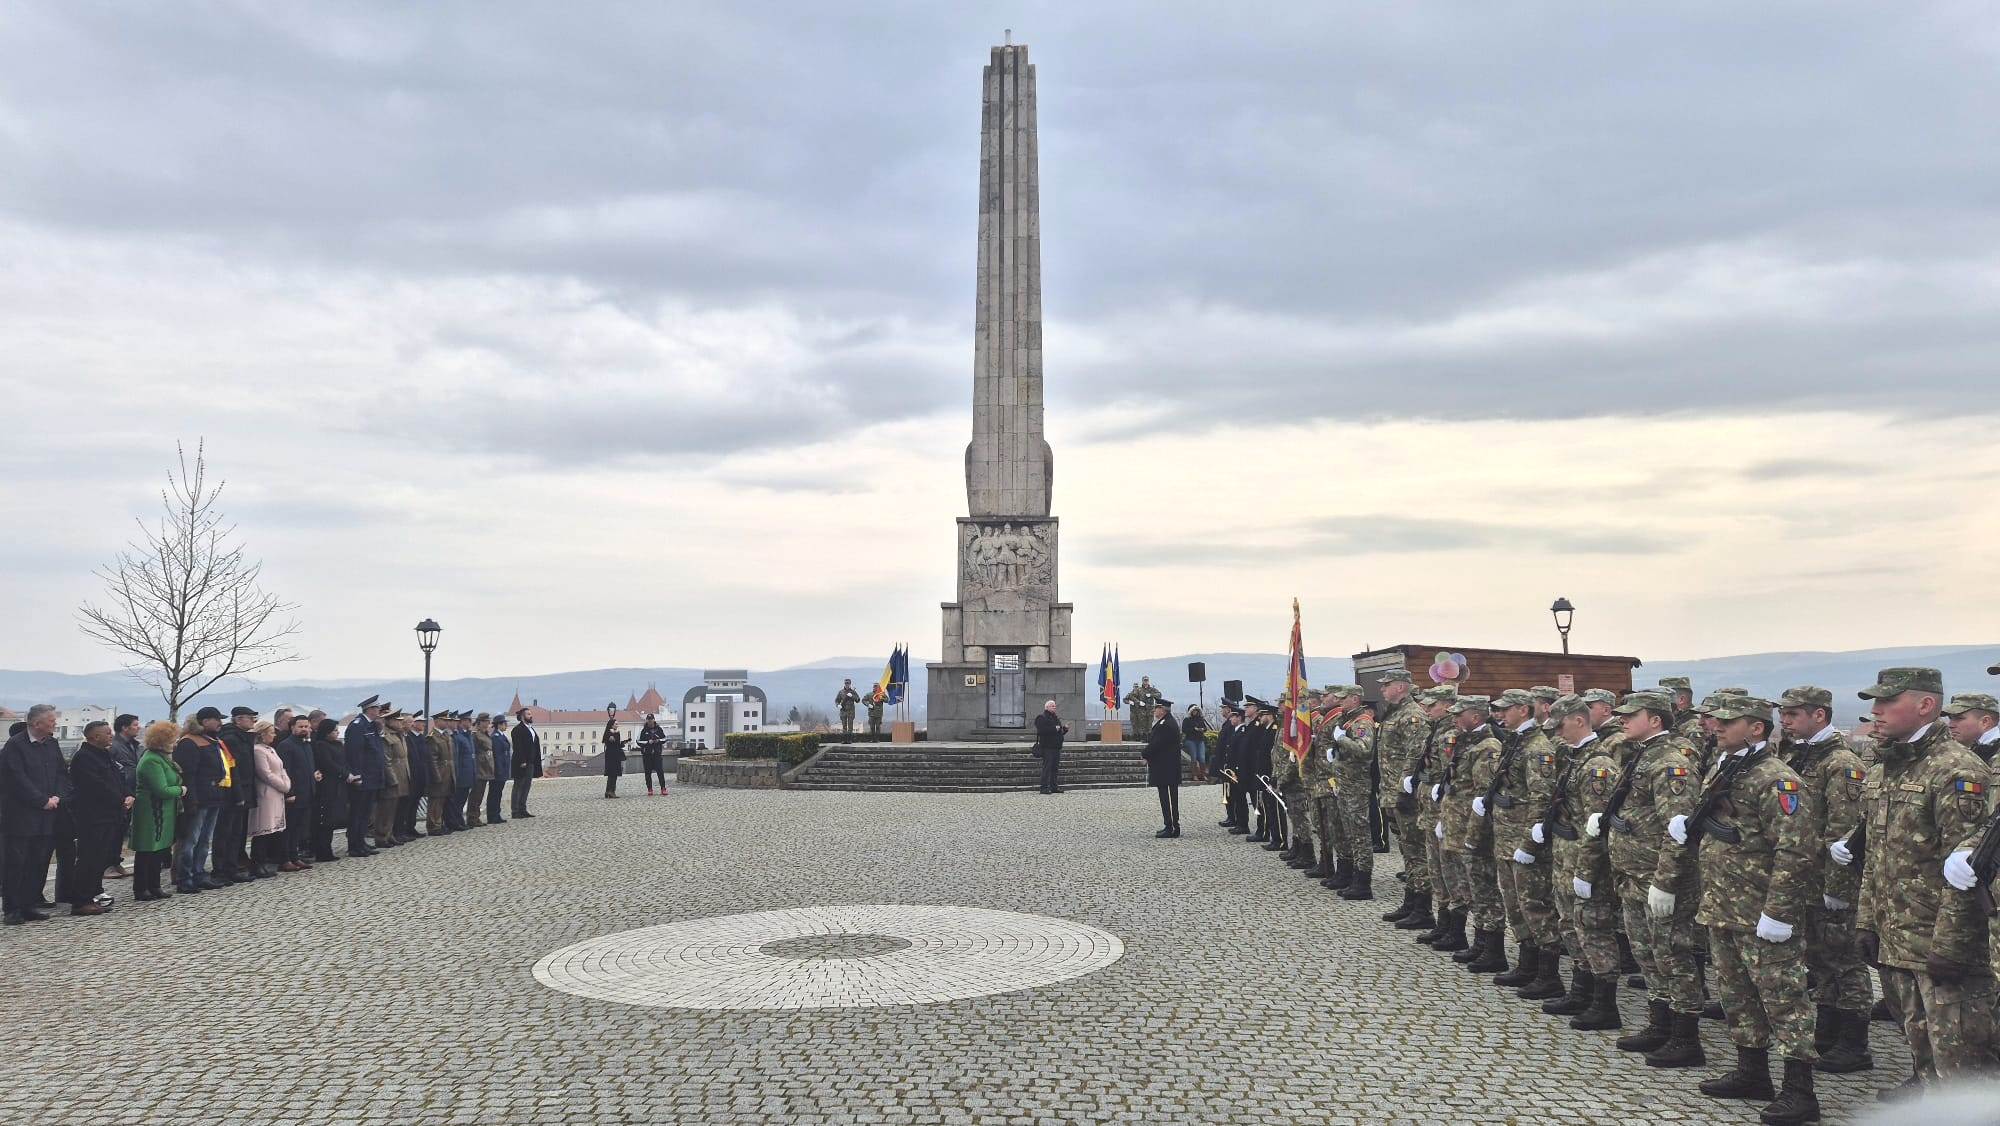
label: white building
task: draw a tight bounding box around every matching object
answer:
[503,685,683,767]
[681,669,769,751]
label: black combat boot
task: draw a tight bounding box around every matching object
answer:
[1571,975,1621,1030]
[1758,1058,1818,1125]
[1324,858,1353,890]
[1517,948,1566,1000]
[1493,941,1538,987]
[1414,903,1449,944]
[1304,849,1333,879]
[1543,968,1593,1016]
[1869,997,1894,1023]
[1262,833,1285,852]
[1812,1004,1837,1054]
[1616,999,1671,1052]
[1874,1073,1923,1102]
[1452,924,1489,963]
[1617,931,1643,987]
[1395,893,1436,931]
[1381,889,1417,922]
[1467,929,1509,974]
[1338,869,1373,901]
[1645,1011,1707,1068]
[1431,910,1469,953]
[1814,1008,1873,1073]
[1247,827,1268,843]
[1699,1045,1774,1100]
[1286,848,1313,869]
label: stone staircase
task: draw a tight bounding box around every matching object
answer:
[788,742,1183,793]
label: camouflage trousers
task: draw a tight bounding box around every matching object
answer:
[1495,851,1559,946]
[1285,785,1312,851]
[1394,796,1431,893]
[1312,797,1338,866]
[1804,903,1869,1012]
[1560,876,1621,975]
[1337,783,1373,875]
[1709,926,1814,1059]
[1617,871,1702,1013]
[1878,965,1998,1081]
[1426,808,1462,908]
[1461,847,1503,930]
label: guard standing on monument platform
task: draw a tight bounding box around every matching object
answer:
[835,680,862,741]
[1142,699,1182,838]
[1124,678,1161,738]
[866,689,886,737]
[1033,700,1067,795]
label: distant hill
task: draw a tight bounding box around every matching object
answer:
[6,644,1994,722]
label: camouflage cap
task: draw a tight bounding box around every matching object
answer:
[1529,685,1562,702]
[1695,690,1747,715]
[1709,695,1777,723]
[1943,692,1999,717]
[1549,695,1590,722]
[1858,667,1945,700]
[1493,688,1536,709]
[1580,688,1619,707]
[1417,685,1459,704]
[1613,689,1675,715]
[1327,684,1364,698]
[1447,694,1492,715]
[1657,676,1693,695]
[1778,686,1833,711]
[1376,668,1415,685]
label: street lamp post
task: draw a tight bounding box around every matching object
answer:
[416,618,442,722]
[1550,598,1574,655]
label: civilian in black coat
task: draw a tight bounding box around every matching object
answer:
[309,720,350,862]
[216,709,261,880]
[1,706,71,923]
[601,720,625,799]
[1141,700,1184,838]
[63,722,131,913]
[1032,701,1068,794]
[509,712,543,817]
[275,716,318,866]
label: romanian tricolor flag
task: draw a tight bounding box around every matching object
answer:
[1280,598,1312,764]
[1099,644,1121,714]
[873,644,900,703]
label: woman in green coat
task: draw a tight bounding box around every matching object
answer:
[130,720,187,901]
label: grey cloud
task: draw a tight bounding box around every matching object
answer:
[1088,515,1676,568]
[1739,458,1873,482]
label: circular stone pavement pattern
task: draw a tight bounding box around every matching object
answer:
[532,903,1124,1010]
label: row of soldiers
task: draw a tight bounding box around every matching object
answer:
[1214,665,2000,1125]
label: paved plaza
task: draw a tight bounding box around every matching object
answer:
[1,776,1914,1124]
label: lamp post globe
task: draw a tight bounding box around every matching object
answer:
[1550,597,1575,655]
[416,619,442,722]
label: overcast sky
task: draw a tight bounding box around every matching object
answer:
[4,2,1998,681]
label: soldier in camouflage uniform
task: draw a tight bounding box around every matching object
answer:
[1276,695,1314,864]
[1532,695,1624,1014]
[1489,688,1562,985]
[1441,696,1505,967]
[1263,711,1296,854]
[1328,685,1378,901]
[1851,667,1996,1095]
[1299,691,1340,883]
[1595,691,1705,1062]
[1667,696,1818,1121]
[1944,692,2000,765]
[1377,669,1433,924]
[1408,686,1458,942]
[1775,685,1872,1072]
[1124,677,1161,738]
[1659,676,1703,748]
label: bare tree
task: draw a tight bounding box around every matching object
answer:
[78,441,301,719]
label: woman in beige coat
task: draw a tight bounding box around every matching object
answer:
[248,723,292,876]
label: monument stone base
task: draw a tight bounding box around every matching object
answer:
[925,662,1087,743]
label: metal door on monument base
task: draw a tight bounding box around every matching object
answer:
[987,651,1025,728]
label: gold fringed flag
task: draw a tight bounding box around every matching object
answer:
[1280,598,1312,764]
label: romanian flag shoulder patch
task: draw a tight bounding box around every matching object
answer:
[1774,778,1801,793]
[1844,768,1867,783]
[1954,779,1987,795]
[1591,767,1616,779]
[1667,765,1691,778]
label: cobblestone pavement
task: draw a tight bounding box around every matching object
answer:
[0,778,1912,1124]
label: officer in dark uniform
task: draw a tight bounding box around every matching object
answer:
[343,696,386,857]
[1142,699,1183,838]
[1242,697,1279,843]
[1217,703,1247,831]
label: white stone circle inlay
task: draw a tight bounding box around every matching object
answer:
[533,904,1124,1010]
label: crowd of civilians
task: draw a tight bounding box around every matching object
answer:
[0,696,551,923]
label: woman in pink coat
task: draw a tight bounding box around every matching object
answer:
[248,723,292,877]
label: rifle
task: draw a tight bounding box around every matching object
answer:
[1682,747,1761,849]
[1841,820,1866,870]
[1535,746,1578,847]
[1481,728,1521,819]
[1969,811,2000,917]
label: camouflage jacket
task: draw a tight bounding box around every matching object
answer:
[1415,722,1453,816]
[1607,731,1700,891]
[1784,730,1867,904]
[1692,747,1816,931]
[1443,726,1502,853]
[1945,809,2000,980]
[1855,723,1995,971]
[1302,718,1336,798]
[1674,714,1704,748]
[1376,698,1428,783]
[1270,739,1300,792]
[1493,725,1560,854]
[1550,735,1619,887]
[1594,721,1630,767]
[1331,711,1374,789]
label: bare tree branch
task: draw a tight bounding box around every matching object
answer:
[77,439,301,720]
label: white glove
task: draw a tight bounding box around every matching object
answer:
[1434,821,1445,841]
[1667,814,1688,845]
[1573,877,1593,900]
[1647,884,1675,919]
[1944,848,1977,891]
[1513,848,1536,865]
[1822,894,1850,911]
[1472,796,1488,817]
[1430,783,1441,801]
[1585,812,1603,839]
[1530,822,1546,845]
[1829,837,1853,866]
[1402,776,1415,795]
[1755,913,1794,943]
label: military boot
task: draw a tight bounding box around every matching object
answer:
[1451,925,1490,963]
[1395,893,1436,931]
[1431,910,1469,953]
[1617,931,1643,987]
[1414,903,1449,944]
[1699,1045,1774,1100]
[1381,889,1417,922]
[1812,1004,1838,1055]
[1286,848,1313,869]
[1869,997,1894,1023]
[1814,1008,1873,1073]
[1261,833,1285,852]
[1304,848,1334,879]
[1874,1073,1924,1102]
[1644,1011,1707,1068]
[1516,948,1566,1000]
[1338,869,1373,901]
[1467,929,1509,974]
[1616,999,1671,1052]
[1757,1058,1817,1125]
[1493,941,1539,987]
[1570,975,1621,1030]
[1323,858,1353,890]
[1543,968,1593,1016]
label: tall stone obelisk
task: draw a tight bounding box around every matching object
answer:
[927,41,1086,741]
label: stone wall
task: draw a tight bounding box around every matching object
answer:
[675,756,783,789]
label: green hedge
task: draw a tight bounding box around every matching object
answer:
[724,732,821,766]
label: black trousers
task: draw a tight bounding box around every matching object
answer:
[69,824,119,903]
[1156,784,1181,829]
[134,849,168,895]
[604,773,619,797]
[3,833,54,914]
[511,774,533,815]
[1038,748,1062,792]
[346,787,377,852]
[284,808,311,860]
[395,793,420,837]
[485,778,506,822]
[642,753,668,789]
[1226,779,1248,826]
[214,807,248,874]
[311,815,338,859]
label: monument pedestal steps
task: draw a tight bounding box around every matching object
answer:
[789,742,1207,794]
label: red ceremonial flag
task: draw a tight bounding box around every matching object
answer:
[1280,598,1312,764]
